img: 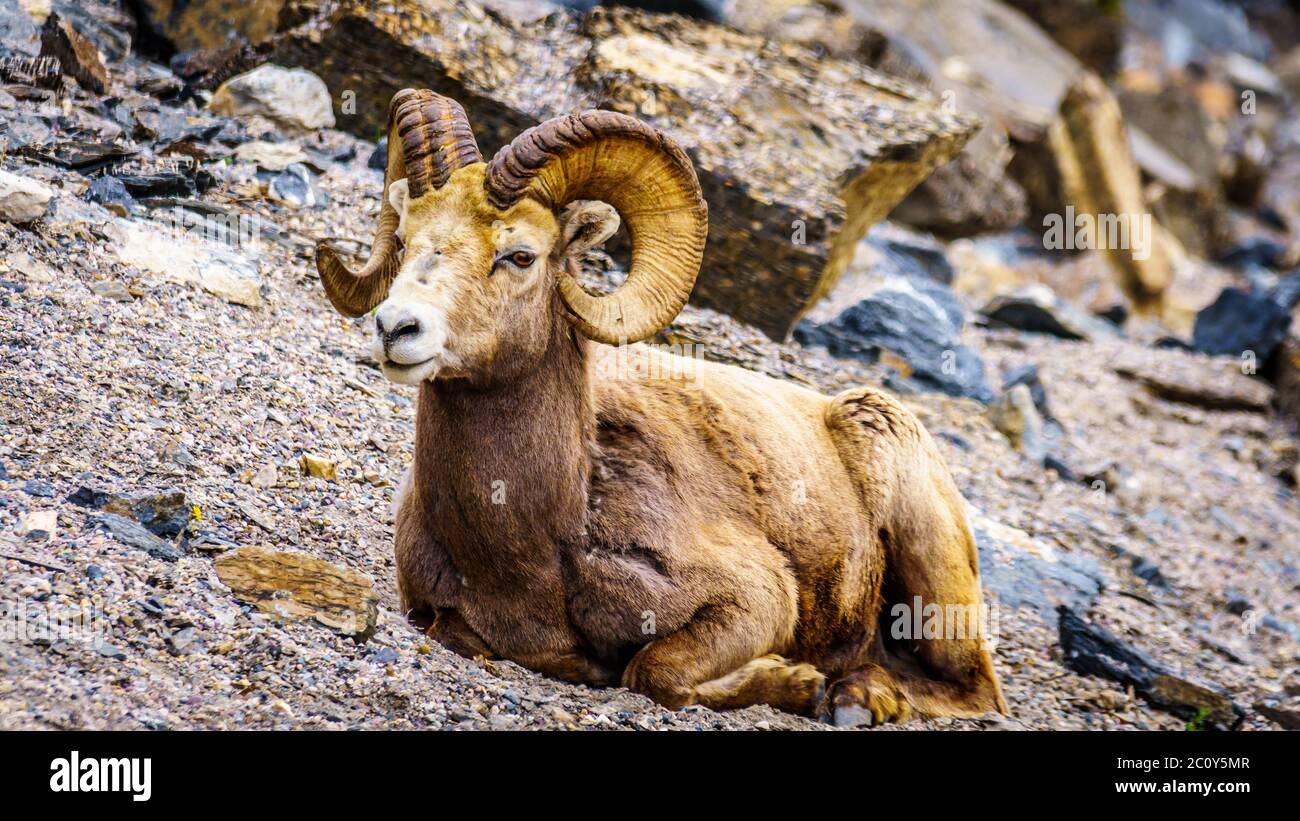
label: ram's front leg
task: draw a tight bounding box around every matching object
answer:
[425,608,495,659]
[621,594,822,715]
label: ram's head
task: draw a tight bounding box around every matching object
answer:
[316,89,708,386]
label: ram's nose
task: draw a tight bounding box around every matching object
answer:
[374,305,425,364]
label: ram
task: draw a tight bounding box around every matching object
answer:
[317,89,1008,724]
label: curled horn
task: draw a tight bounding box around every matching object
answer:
[316,89,483,316]
[484,111,707,344]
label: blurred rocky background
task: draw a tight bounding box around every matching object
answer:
[0,0,1297,730]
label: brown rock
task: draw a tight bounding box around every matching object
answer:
[1254,702,1300,730]
[1113,355,1273,413]
[214,547,379,639]
[1146,674,1242,730]
[267,0,977,340]
[38,12,108,94]
[1000,0,1122,75]
[1274,334,1300,427]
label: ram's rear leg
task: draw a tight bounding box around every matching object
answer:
[825,388,1008,725]
[692,655,826,715]
[621,567,823,715]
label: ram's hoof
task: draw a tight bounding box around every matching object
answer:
[827,703,874,728]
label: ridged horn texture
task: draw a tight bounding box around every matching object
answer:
[485,111,708,344]
[396,89,483,198]
[316,89,483,317]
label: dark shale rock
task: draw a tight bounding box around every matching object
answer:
[795,281,992,402]
[981,285,1118,342]
[264,0,978,340]
[20,139,136,173]
[367,137,388,171]
[85,176,135,216]
[1254,702,1300,730]
[89,513,184,561]
[50,1,135,62]
[1218,237,1289,272]
[68,485,191,539]
[22,479,54,497]
[1058,606,1243,730]
[1191,288,1292,360]
[859,222,955,286]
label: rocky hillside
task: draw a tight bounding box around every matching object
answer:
[0,0,1297,730]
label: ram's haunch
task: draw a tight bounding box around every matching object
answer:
[316,89,1007,724]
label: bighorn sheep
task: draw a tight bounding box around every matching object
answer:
[317,89,1007,724]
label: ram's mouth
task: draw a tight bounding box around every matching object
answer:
[380,357,438,385]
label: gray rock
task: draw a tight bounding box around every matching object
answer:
[860,222,955,287]
[208,64,335,134]
[265,163,327,209]
[986,384,1047,463]
[367,137,388,171]
[795,281,993,402]
[1002,363,1053,422]
[167,626,198,655]
[93,640,128,661]
[90,280,133,302]
[0,0,39,55]
[0,168,54,223]
[975,525,1104,618]
[22,479,54,497]
[85,176,136,216]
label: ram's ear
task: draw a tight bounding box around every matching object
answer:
[556,200,620,260]
[388,178,411,240]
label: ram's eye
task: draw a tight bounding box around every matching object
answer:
[508,251,535,268]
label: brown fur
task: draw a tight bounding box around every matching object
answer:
[372,164,1007,725]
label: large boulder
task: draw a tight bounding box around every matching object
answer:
[726,0,1075,238]
[265,1,978,340]
[130,0,299,53]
